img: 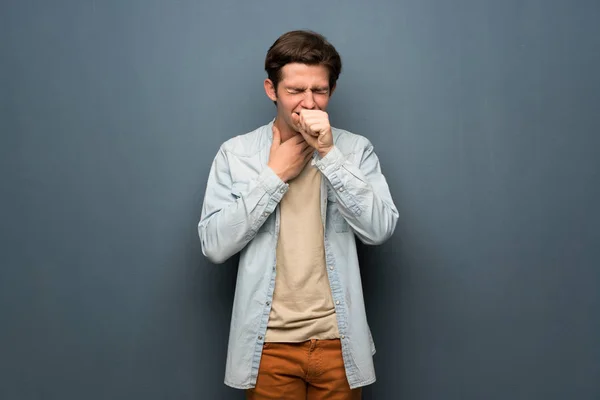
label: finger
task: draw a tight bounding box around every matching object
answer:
[308,123,323,136]
[301,115,311,133]
[310,122,327,136]
[300,147,315,164]
[293,115,309,137]
[300,112,318,122]
[302,117,320,136]
[300,110,325,123]
[272,124,281,146]
[299,109,317,119]
[296,112,308,131]
[293,133,307,144]
[298,129,313,145]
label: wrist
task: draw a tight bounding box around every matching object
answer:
[318,146,333,158]
[268,163,288,183]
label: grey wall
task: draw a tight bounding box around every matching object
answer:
[1,0,599,399]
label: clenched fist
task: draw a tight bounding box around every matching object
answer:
[291,110,334,157]
[267,124,314,183]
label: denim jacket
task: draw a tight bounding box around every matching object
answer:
[198,119,398,390]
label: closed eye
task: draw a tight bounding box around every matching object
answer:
[286,87,328,95]
[286,87,305,94]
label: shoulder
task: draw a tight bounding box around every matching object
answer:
[332,126,373,153]
[220,121,273,157]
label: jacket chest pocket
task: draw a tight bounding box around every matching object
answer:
[326,187,350,233]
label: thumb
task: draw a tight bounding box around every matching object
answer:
[291,112,300,127]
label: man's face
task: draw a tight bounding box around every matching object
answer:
[265,63,334,133]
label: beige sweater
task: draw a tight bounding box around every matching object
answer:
[265,161,339,342]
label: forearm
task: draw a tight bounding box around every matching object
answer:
[199,166,287,263]
[315,145,398,245]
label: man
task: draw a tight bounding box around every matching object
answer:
[198,30,398,399]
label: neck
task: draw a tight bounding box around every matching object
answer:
[273,117,297,142]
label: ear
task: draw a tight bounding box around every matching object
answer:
[264,79,277,102]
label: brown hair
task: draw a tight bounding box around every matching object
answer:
[265,30,342,92]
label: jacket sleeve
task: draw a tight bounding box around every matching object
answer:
[314,139,398,245]
[198,146,288,264]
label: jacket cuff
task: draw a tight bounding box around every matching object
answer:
[258,166,288,201]
[313,146,344,175]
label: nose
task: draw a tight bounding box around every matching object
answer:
[300,91,316,109]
